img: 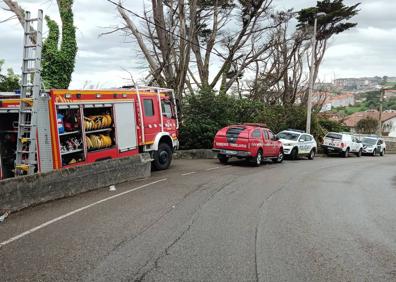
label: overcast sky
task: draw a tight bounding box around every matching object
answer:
[0,0,395,89]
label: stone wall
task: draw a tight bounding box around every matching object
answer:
[0,154,151,212]
[174,149,217,159]
[385,141,396,152]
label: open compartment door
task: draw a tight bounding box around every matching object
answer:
[114,102,137,152]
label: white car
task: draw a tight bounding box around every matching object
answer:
[322,132,363,157]
[277,130,317,160]
[361,136,386,156]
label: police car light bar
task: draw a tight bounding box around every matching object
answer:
[287,129,305,133]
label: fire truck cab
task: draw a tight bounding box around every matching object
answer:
[0,87,179,179]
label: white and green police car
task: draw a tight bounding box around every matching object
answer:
[277,130,317,160]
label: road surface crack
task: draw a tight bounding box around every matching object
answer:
[133,178,235,281]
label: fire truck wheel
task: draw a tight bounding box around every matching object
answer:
[254,150,263,166]
[273,149,284,163]
[153,143,173,170]
[218,155,229,164]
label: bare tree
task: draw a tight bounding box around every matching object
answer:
[114,0,197,101]
[249,11,309,105]
[190,0,283,94]
[111,0,289,98]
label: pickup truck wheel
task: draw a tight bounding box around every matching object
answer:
[218,155,229,164]
[273,149,284,163]
[308,149,315,160]
[343,148,350,158]
[153,143,172,170]
[254,150,263,166]
[380,149,385,156]
[290,148,298,160]
[356,149,362,157]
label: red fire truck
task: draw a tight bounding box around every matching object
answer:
[0,87,179,179]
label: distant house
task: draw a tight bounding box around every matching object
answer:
[385,90,396,100]
[334,77,382,91]
[343,110,396,137]
[320,93,355,112]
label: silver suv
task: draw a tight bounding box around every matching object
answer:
[361,136,386,156]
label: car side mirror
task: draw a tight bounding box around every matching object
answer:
[274,135,279,141]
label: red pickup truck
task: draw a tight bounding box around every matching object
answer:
[212,123,284,166]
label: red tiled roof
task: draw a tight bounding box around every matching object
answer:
[343,110,396,127]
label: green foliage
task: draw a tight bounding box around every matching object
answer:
[42,0,77,89]
[0,60,20,92]
[179,91,344,149]
[297,0,360,40]
[318,118,349,133]
[179,90,263,149]
[356,117,378,134]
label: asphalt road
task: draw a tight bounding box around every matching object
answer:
[1,155,396,281]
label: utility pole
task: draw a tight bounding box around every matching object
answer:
[378,87,384,136]
[306,12,326,134]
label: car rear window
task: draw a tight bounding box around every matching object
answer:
[325,133,342,140]
[226,127,245,143]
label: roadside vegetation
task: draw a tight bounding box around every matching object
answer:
[0,59,19,92]
[179,90,349,149]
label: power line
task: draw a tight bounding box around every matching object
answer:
[105,0,225,59]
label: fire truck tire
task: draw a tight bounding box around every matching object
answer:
[273,149,284,163]
[253,150,263,166]
[153,143,173,170]
[218,155,229,164]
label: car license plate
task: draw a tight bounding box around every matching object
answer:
[224,150,237,155]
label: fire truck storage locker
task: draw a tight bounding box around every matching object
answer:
[54,101,138,168]
[0,110,18,179]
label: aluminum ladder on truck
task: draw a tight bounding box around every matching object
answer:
[15,10,44,176]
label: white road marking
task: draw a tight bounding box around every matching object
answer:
[181,172,196,176]
[0,178,167,248]
[206,166,220,171]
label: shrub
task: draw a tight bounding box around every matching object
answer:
[179,90,264,149]
[356,117,378,134]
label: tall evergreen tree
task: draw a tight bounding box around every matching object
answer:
[41,0,77,89]
[297,0,360,85]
